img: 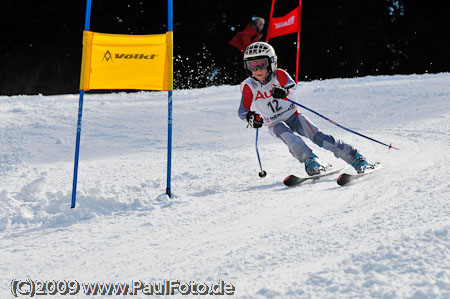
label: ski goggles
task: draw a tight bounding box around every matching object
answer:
[245,58,269,72]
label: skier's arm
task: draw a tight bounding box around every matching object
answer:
[276,69,296,88]
[238,84,254,121]
[273,69,296,99]
[240,27,255,51]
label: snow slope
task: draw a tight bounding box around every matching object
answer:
[1,73,449,298]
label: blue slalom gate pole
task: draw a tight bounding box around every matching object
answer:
[255,128,267,177]
[166,0,174,197]
[166,90,173,197]
[71,0,92,208]
[287,98,399,150]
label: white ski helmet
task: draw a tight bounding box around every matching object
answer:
[243,42,278,76]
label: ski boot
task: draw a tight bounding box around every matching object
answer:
[304,153,326,176]
[351,153,374,174]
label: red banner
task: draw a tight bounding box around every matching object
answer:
[266,6,301,40]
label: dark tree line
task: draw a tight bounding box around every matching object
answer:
[1,0,448,95]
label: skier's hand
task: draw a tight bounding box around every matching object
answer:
[272,86,288,99]
[246,111,263,128]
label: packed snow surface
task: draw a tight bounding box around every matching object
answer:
[1,73,449,298]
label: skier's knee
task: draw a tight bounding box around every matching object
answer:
[313,131,336,147]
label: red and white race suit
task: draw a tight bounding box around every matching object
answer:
[238,69,363,166]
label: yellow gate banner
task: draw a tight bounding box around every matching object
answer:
[80,31,173,91]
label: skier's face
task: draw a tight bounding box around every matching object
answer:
[252,68,268,81]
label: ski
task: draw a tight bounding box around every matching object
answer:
[337,163,381,186]
[284,167,343,187]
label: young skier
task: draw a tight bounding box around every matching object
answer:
[238,42,375,175]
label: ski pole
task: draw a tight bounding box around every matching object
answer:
[287,98,399,150]
[255,128,267,177]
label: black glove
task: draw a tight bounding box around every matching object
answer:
[272,86,287,99]
[246,111,263,128]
